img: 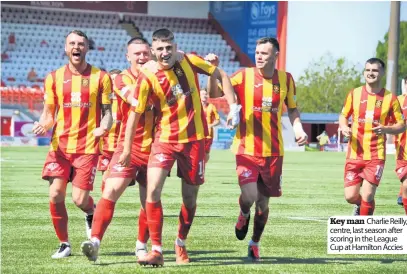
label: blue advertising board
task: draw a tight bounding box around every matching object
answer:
[210,1,278,63]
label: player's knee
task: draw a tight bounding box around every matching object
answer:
[49,189,65,203]
[182,195,197,208]
[72,195,88,208]
[344,193,359,204]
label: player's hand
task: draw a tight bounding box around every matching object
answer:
[118,150,130,167]
[204,53,219,66]
[340,126,351,137]
[93,127,107,137]
[32,121,47,136]
[142,60,159,73]
[372,122,387,135]
[226,103,241,129]
[295,133,308,146]
[175,50,185,62]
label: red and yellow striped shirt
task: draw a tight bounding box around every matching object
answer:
[99,87,121,153]
[132,54,216,144]
[395,94,407,160]
[230,68,296,157]
[203,103,219,139]
[114,69,154,153]
[44,64,112,154]
[341,86,403,160]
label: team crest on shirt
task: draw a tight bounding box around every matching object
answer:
[174,67,184,77]
[375,100,382,108]
[273,84,280,94]
[81,78,89,87]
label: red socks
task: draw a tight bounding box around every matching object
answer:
[50,201,68,242]
[252,208,269,242]
[91,198,116,240]
[146,201,163,246]
[178,204,196,240]
[138,208,149,243]
[403,198,407,215]
[360,200,375,216]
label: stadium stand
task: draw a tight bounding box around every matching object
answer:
[1,5,236,116]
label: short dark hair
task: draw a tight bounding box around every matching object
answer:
[404,75,407,81]
[127,36,150,46]
[66,29,88,41]
[256,37,280,52]
[366,58,385,70]
[152,28,174,43]
[109,69,121,75]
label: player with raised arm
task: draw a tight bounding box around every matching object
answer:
[32,30,112,259]
[81,37,156,262]
[394,75,407,213]
[206,37,307,262]
[98,69,122,192]
[119,28,240,267]
[339,58,404,216]
[200,88,220,163]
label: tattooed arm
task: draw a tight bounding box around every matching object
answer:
[93,104,113,137]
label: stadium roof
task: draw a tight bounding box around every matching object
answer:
[299,113,339,124]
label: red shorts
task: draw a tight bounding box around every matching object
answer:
[107,146,149,187]
[395,160,407,182]
[97,151,114,171]
[236,154,283,197]
[148,139,205,185]
[42,150,98,191]
[344,159,385,187]
[204,138,213,154]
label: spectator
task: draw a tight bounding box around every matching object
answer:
[1,51,10,63]
[8,32,16,51]
[330,133,338,144]
[316,130,330,146]
[89,38,95,50]
[40,39,49,47]
[1,79,6,87]
[27,68,38,82]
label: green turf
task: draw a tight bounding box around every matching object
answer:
[1,147,406,273]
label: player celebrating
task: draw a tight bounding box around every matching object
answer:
[200,88,220,163]
[81,37,155,262]
[32,30,112,259]
[339,58,404,216]
[98,69,122,192]
[206,37,308,261]
[395,75,407,213]
[119,28,240,267]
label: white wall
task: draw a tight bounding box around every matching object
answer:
[148,1,209,19]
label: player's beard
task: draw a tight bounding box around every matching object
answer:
[69,54,86,68]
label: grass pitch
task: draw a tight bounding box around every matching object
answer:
[1,147,406,273]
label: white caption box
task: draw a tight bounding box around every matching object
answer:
[327,216,407,254]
